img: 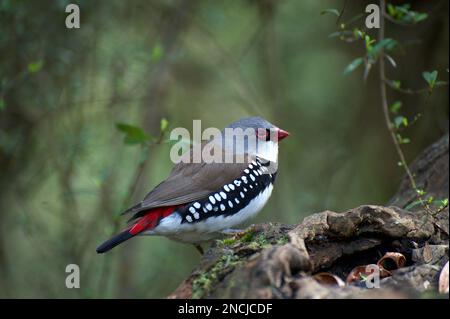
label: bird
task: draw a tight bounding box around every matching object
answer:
[96,117,289,254]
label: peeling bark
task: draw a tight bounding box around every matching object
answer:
[168,134,449,299]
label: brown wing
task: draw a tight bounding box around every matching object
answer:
[123,146,253,215]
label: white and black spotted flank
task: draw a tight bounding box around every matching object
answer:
[180,158,276,224]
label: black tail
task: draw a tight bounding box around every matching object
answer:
[96,230,134,254]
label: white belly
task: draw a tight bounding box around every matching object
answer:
[145,184,274,243]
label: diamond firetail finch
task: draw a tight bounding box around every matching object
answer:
[96,117,289,254]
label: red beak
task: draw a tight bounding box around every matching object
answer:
[277,128,290,141]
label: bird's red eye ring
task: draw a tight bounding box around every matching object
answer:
[256,128,271,141]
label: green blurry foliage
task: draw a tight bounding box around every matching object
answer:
[116,123,152,145]
[27,61,44,74]
[387,3,428,24]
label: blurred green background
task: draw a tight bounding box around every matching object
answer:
[0,0,448,298]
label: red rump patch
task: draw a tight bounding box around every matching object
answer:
[129,206,177,235]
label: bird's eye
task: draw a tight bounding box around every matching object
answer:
[265,128,272,141]
[256,128,272,141]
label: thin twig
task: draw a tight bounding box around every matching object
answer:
[336,0,348,27]
[433,203,449,216]
[379,0,448,236]
[378,0,433,215]
[384,78,430,95]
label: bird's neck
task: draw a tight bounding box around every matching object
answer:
[256,141,279,164]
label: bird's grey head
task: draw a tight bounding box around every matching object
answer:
[214,116,290,164]
[178,116,289,167]
[226,116,275,131]
[224,116,289,142]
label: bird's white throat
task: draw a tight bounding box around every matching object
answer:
[255,140,279,164]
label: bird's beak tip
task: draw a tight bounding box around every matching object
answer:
[277,128,290,140]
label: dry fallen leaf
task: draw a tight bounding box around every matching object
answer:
[313,272,345,287]
[377,252,406,275]
[439,261,449,294]
[346,264,381,284]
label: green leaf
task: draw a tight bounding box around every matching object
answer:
[115,123,151,145]
[369,38,397,58]
[429,198,449,210]
[160,118,169,133]
[0,97,5,111]
[400,137,410,144]
[416,189,426,196]
[393,80,402,89]
[28,61,43,74]
[440,198,449,207]
[328,30,353,38]
[320,9,340,17]
[394,116,408,128]
[396,134,410,144]
[389,101,403,114]
[151,43,164,62]
[422,71,438,88]
[343,57,364,75]
[391,4,427,24]
[387,4,396,17]
[364,35,375,51]
[405,200,424,210]
[381,38,397,50]
[352,28,365,39]
[414,13,428,23]
[328,31,342,38]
